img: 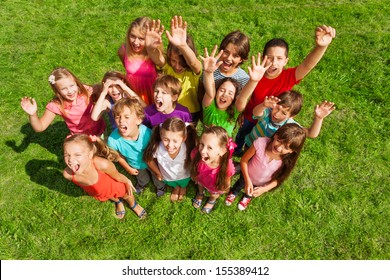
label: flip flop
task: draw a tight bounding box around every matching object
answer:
[130,201,147,220]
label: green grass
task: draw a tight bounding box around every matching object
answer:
[1,0,389,260]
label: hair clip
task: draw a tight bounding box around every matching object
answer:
[48,75,56,85]
[226,138,237,158]
[88,135,97,142]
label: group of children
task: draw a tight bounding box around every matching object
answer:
[20,15,336,219]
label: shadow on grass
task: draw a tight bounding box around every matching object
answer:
[25,159,83,197]
[5,122,69,159]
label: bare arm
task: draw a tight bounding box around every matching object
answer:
[166,15,201,74]
[146,159,163,181]
[295,25,336,81]
[115,80,147,107]
[91,81,112,121]
[118,45,126,67]
[305,100,335,138]
[235,53,270,112]
[117,155,139,176]
[200,46,223,107]
[145,19,165,67]
[20,97,56,132]
[240,144,256,196]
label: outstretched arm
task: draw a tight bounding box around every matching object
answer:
[305,100,335,138]
[295,25,336,81]
[114,80,147,107]
[20,97,56,132]
[145,19,165,67]
[235,53,270,112]
[166,15,201,75]
[199,45,223,107]
[252,96,281,118]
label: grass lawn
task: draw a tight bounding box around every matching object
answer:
[0,0,389,260]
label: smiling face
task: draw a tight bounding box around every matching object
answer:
[160,129,185,158]
[64,141,93,174]
[215,80,236,110]
[129,27,146,54]
[264,46,289,79]
[55,77,79,102]
[107,78,123,102]
[114,106,142,139]
[154,85,176,114]
[270,135,294,156]
[198,132,226,167]
[271,106,293,124]
[219,43,243,75]
[168,51,185,74]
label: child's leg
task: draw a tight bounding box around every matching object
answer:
[135,169,151,194]
[192,185,205,209]
[151,173,166,197]
[122,193,146,218]
[109,198,125,219]
[170,186,180,202]
[178,187,187,201]
[225,174,245,206]
[202,193,220,214]
[234,119,255,156]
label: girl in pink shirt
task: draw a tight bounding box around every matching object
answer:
[20,67,105,136]
[225,123,306,210]
[191,126,236,214]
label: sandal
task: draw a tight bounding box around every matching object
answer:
[114,199,125,219]
[130,201,147,220]
[192,191,204,209]
[202,199,216,214]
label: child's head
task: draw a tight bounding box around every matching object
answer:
[219,30,250,73]
[125,16,151,55]
[48,67,88,104]
[167,34,198,74]
[271,90,303,124]
[215,77,241,122]
[191,126,231,191]
[269,123,306,186]
[144,117,197,168]
[263,38,289,79]
[113,98,145,138]
[102,71,128,102]
[63,134,118,174]
[153,75,182,114]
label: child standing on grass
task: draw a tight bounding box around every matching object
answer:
[143,74,192,128]
[234,25,336,155]
[245,90,336,148]
[200,46,269,136]
[191,126,236,214]
[63,134,146,219]
[225,123,306,210]
[118,17,161,105]
[21,67,106,136]
[107,98,164,197]
[143,117,197,202]
[91,71,146,131]
[146,16,203,122]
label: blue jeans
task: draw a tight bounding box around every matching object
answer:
[234,119,255,154]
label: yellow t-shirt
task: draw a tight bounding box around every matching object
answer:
[159,64,202,113]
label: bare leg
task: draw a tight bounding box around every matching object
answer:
[109,198,125,219]
[170,187,180,202]
[178,187,187,201]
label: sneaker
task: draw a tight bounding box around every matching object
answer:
[238,195,252,211]
[225,192,237,206]
[156,189,165,197]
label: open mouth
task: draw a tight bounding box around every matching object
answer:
[70,164,80,173]
[155,100,163,110]
[221,61,232,70]
[119,125,128,134]
[201,156,210,162]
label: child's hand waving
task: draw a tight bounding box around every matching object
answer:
[264,96,281,109]
[145,19,164,49]
[21,97,38,115]
[165,15,187,48]
[248,52,270,82]
[315,100,335,119]
[315,25,336,47]
[200,45,223,74]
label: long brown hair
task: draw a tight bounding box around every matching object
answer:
[167,34,198,71]
[269,123,306,186]
[63,134,119,162]
[191,126,230,191]
[93,71,130,100]
[215,77,241,123]
[48,67,90,114]
[143,117,197,169]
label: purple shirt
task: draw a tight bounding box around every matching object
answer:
[143,103,192,128]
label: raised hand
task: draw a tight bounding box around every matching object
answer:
[200,45,223,73]
[248,53,270,82]
[315,25,336,47]
[264,96,281,109]
[145,19,164,49]
[315,100,336,119]
[21,97,38,115]
[166,15,187,48]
